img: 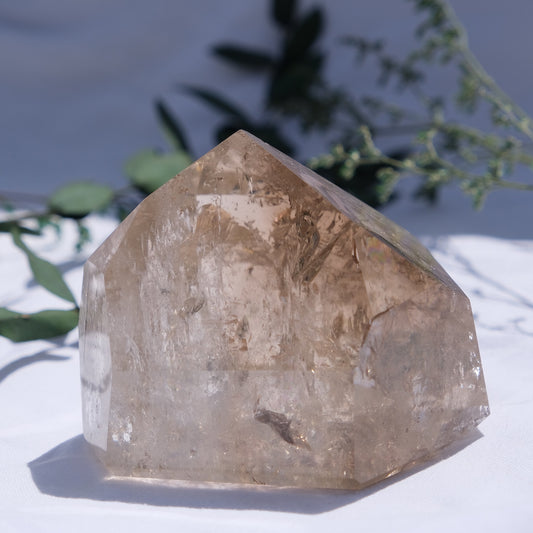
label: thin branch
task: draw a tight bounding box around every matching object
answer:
[441,1,533,141]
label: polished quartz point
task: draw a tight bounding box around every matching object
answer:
[79,130,489,490]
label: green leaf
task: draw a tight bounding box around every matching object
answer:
[125,150,193,194]
[0,307,79,342]
[272,0,297,27]
[155,99,191,153]
[0,308,19,320]
[284,8,323,61]
[181,86,250,123]
[10,227,76,304]
[212,45,274,70]
[48,182,113,218]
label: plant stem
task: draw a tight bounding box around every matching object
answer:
[441,1,533,141]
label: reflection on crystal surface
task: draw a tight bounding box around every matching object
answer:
[79,130,489,489]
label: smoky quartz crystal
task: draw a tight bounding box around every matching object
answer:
[80,131,489,489]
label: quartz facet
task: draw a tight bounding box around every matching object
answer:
[80,130,489,490]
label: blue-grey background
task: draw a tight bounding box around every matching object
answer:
[1,0,532,237]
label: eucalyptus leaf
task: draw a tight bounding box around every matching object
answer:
[125,150,192,194]
[0,307,79,342]
[0,308,18,320]
[10,227,76,304]
[48,182,113,218]
[212,45,274,70]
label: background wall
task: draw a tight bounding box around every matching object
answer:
[1,0,532,236]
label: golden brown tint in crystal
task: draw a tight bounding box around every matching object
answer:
[79,131,489,489]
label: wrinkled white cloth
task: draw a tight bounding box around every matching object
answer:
[0,213,532,533]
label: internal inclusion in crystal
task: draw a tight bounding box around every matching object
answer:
[80,130,489,490]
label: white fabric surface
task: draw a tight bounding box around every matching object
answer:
[1,207,532,532]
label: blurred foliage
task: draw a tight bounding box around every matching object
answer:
[2,0,533,343]
[0,100,193,342]
[167,0,533,208]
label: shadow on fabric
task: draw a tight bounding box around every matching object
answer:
[0,340,77,385]
[28,431,482,514]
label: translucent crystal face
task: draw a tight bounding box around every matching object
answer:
[79,130,489,490]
